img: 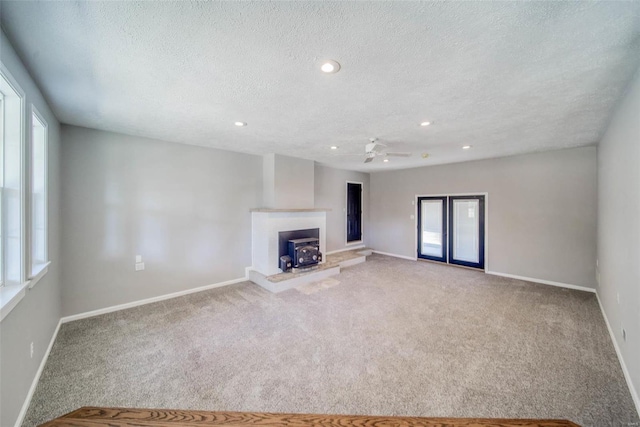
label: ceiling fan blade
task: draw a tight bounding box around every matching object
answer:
[386,152,411,157]
[364,156,374,163]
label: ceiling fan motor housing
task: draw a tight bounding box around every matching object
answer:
[365,142,385,154]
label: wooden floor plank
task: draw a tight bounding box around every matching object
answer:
[39,407,581,427]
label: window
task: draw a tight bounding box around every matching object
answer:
[0,69,24,287]
[31,109,47,274]
[0,91,3,284]
[1,64,52,320]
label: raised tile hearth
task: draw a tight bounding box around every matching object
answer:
[249,248,372,293]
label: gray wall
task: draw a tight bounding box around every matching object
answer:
[597,67,640,406]
[263,154,275,208]
[61,126,262,316]
[314,165,370,252]
[263,153,315,209]
[0,30,62,427]
[369,146,597,288]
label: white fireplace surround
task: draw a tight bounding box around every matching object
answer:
[251,208,328,276]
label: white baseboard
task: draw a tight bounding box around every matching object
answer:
[326,245,365,255]
[595,291,640,417]
[372,250,417,262]
[14,318,62,427]
[61,276,248,324]
[486,271,595,293]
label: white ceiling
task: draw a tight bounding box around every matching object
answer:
[1,1,639,172]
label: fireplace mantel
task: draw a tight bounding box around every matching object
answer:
[250,208,331,212]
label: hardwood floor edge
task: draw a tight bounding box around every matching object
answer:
[51,407,581,427]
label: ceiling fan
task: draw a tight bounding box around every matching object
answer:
[364,138,411,163]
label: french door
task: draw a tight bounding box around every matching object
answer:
[417,195,485,269]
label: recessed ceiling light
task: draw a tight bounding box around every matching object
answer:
[234,122,247,127]
[330,145,339,150]
[462,145,472,150]
[420,121,431,127]
[383,159,389,163]
[321,60,341,73]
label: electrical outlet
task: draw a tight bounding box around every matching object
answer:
[135,262,145,271]
[135,254,142,263]
[30,342,34,358]
[410,214,415,220]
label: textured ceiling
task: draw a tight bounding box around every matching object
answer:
[1,1,639,172]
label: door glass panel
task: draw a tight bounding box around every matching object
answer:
[420,199,443,258]
[347,183,362,242]
[453,199,479,263]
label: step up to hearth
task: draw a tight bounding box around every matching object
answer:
[249,247,372,293]
[326,247,372,268]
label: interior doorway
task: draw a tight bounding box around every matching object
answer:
[417,194,485,269]
[346,182,363,244]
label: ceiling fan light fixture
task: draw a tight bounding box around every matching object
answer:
[360,137,412,163]
[321,60,341,73]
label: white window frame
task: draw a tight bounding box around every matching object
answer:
[30,105,48,279]
[0,90,4,287]
[0,64,28,322]
[0,66,25,286]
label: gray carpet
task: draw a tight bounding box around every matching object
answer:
[23,255,639,426]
